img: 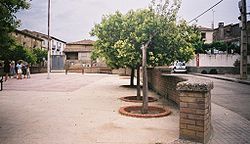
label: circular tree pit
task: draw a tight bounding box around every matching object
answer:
[120,96,158,103]
[119,105,171,118]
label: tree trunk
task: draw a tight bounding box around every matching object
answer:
[130,68,135,86]
[142,45,148,114]
[136,65,141,100]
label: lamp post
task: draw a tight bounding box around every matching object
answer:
[47,0,51,79]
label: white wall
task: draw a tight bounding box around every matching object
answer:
[187,54,250,67]
[41,38,65,56]
[204,31,213,44]
[51,39,65,56]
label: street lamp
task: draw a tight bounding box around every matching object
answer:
[47,0,51,79]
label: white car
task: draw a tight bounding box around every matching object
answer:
[173,62,187,73]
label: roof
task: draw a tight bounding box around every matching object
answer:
[197,26,213,31]
[213,21,250,30]
[14,29,43,41]
[67,40,95,45]
[64,45,93,52]
[22,29,66,43]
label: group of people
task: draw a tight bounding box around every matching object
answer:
[2,60,31,81]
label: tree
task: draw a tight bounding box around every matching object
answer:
[33,48,48,65]
[9,44,37,64]
[90,0,201,113]
[0,0,30,60]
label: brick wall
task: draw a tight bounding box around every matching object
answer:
[147,68,185,105]
[147,67,213,143]
[177,81,213,143]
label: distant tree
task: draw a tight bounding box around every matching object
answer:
[0,0,30,60]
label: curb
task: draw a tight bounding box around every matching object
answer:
[119,105,171,118]
[191,73,250,85]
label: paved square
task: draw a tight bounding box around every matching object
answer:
[0,73,179,144]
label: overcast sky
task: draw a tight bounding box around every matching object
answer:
[16,0,249,43]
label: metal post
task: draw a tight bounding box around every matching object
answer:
[47,0,51,79]
[142,45,148,114]
[240,0,248,79]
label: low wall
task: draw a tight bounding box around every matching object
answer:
[112,68,132,76]
[66,67,112,74]
[148,68,183,104]
[30,66,47,74]
[148,68,213,143]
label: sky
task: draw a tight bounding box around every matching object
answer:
[16,0,250,43]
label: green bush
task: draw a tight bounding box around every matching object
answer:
[209,69,218,74]
[201,70,207,74]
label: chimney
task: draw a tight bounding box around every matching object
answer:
[218,22,224,40]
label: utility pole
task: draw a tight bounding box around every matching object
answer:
[239,0,248,79]
[47,0,51,79]
[212,9,215,30]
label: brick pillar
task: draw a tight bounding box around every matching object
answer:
[177,81,213,143]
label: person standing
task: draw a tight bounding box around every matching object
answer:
[3,60,10,81]
[10,61,16,78]
[64,60,70,75]
[16,61,23,80]
[22,62,27,79]
[26,63,31,79]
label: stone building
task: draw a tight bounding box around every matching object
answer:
[213,21,250,46]
[11,29,43,49]
[22,30,66,56]
[64,40,94,66]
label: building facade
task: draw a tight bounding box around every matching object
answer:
[11,29,43,49]
[197,26,213,44]
[213,21,250,46]
[64,40,94,66]
[22,30,66,56]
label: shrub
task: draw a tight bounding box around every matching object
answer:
[209,69,218,74]
[201,70,207,74]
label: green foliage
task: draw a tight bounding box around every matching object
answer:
[9,44,37,64]
[197,41,240,54]
[0,0,30,59]
[33,48,47,64]
[90,0,200,69]
[209,69,218,74]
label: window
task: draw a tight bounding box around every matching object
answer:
[201,33,206,39]
[66,52,78,60]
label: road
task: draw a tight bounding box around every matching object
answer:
[192,75,250,120]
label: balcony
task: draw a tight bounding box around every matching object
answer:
[52,45,56,50]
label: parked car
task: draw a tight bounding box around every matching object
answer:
[172,61,187,73]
